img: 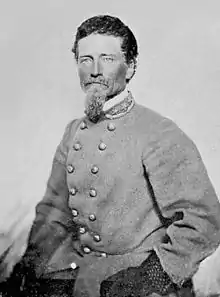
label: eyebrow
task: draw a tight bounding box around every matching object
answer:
[79,55,93,59]
[79,53,117,59]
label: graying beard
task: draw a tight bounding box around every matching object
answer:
[84,94,106,123]
[85,100,103,123]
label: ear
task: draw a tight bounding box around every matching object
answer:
[125,60,135,81]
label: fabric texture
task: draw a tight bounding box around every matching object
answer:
[0,278,75,297]
[4,97,220,297]
[100,251,177,296]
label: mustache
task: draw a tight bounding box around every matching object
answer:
[84,77,109,86]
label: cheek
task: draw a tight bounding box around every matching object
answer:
[78,69,85,81]
[115,65,127,81]
[106,65,127,82]
[78,68,90,83]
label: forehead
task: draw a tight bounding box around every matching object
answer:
[77,34,123,56]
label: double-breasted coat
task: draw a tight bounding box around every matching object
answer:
[9,94,220,297]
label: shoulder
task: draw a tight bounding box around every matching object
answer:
[133,103,185,139]
[133,104,200,158]
[62,117,85,138]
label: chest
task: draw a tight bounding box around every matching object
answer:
[66,119,144,188]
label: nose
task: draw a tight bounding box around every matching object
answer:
[91,60,102,77]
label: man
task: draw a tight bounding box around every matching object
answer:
[2,14,220,297]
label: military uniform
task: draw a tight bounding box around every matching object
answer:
[5,91,220,297]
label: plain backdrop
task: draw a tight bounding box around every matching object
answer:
[0,0,220,293]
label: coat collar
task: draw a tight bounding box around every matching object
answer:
[103,87,135,120]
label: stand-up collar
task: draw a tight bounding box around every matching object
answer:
[103,87,135,119]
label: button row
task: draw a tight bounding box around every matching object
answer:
[82,246,105,254]
[73,121,116,154]
[70,251,107,269]
[67,164,99,175]
[72,141,107,151]
[69,188,98,198]
[78,227,101,242]
[72,210,100,242]
[79,121,116,132]
[72,209,96,222]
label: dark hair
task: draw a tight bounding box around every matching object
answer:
[72,15,138,78]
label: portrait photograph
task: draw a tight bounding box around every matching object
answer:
[1,1,220,296]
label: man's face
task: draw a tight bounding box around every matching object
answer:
[76,34,134,122]
[77,34,133,97]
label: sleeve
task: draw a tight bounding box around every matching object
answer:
[12,120,78,280]
[142,118,220,287]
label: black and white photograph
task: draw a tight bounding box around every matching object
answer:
[1,1,220,296]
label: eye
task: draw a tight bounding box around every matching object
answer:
[80,57,92,65]
[102,56,114,62]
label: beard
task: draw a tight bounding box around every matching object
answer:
[84,84,109,123]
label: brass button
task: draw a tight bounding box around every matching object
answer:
[70,262,77,269]
[98,142,106,151]
[67,165,75,174]
[89,214,96,221]
[93,234,101,242]
[79,227,86,234]
[72,209,78,217]
[91,166,99,174]
[83,247,91,254]
[69,188,77,196]
[107,123,116,131]
[89,189,97,197]
[80,122,87,130]
[73,142,81,151]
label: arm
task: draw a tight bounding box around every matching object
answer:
[100,119,220,297]
[9,120,78,283]
[143,118,220,286]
